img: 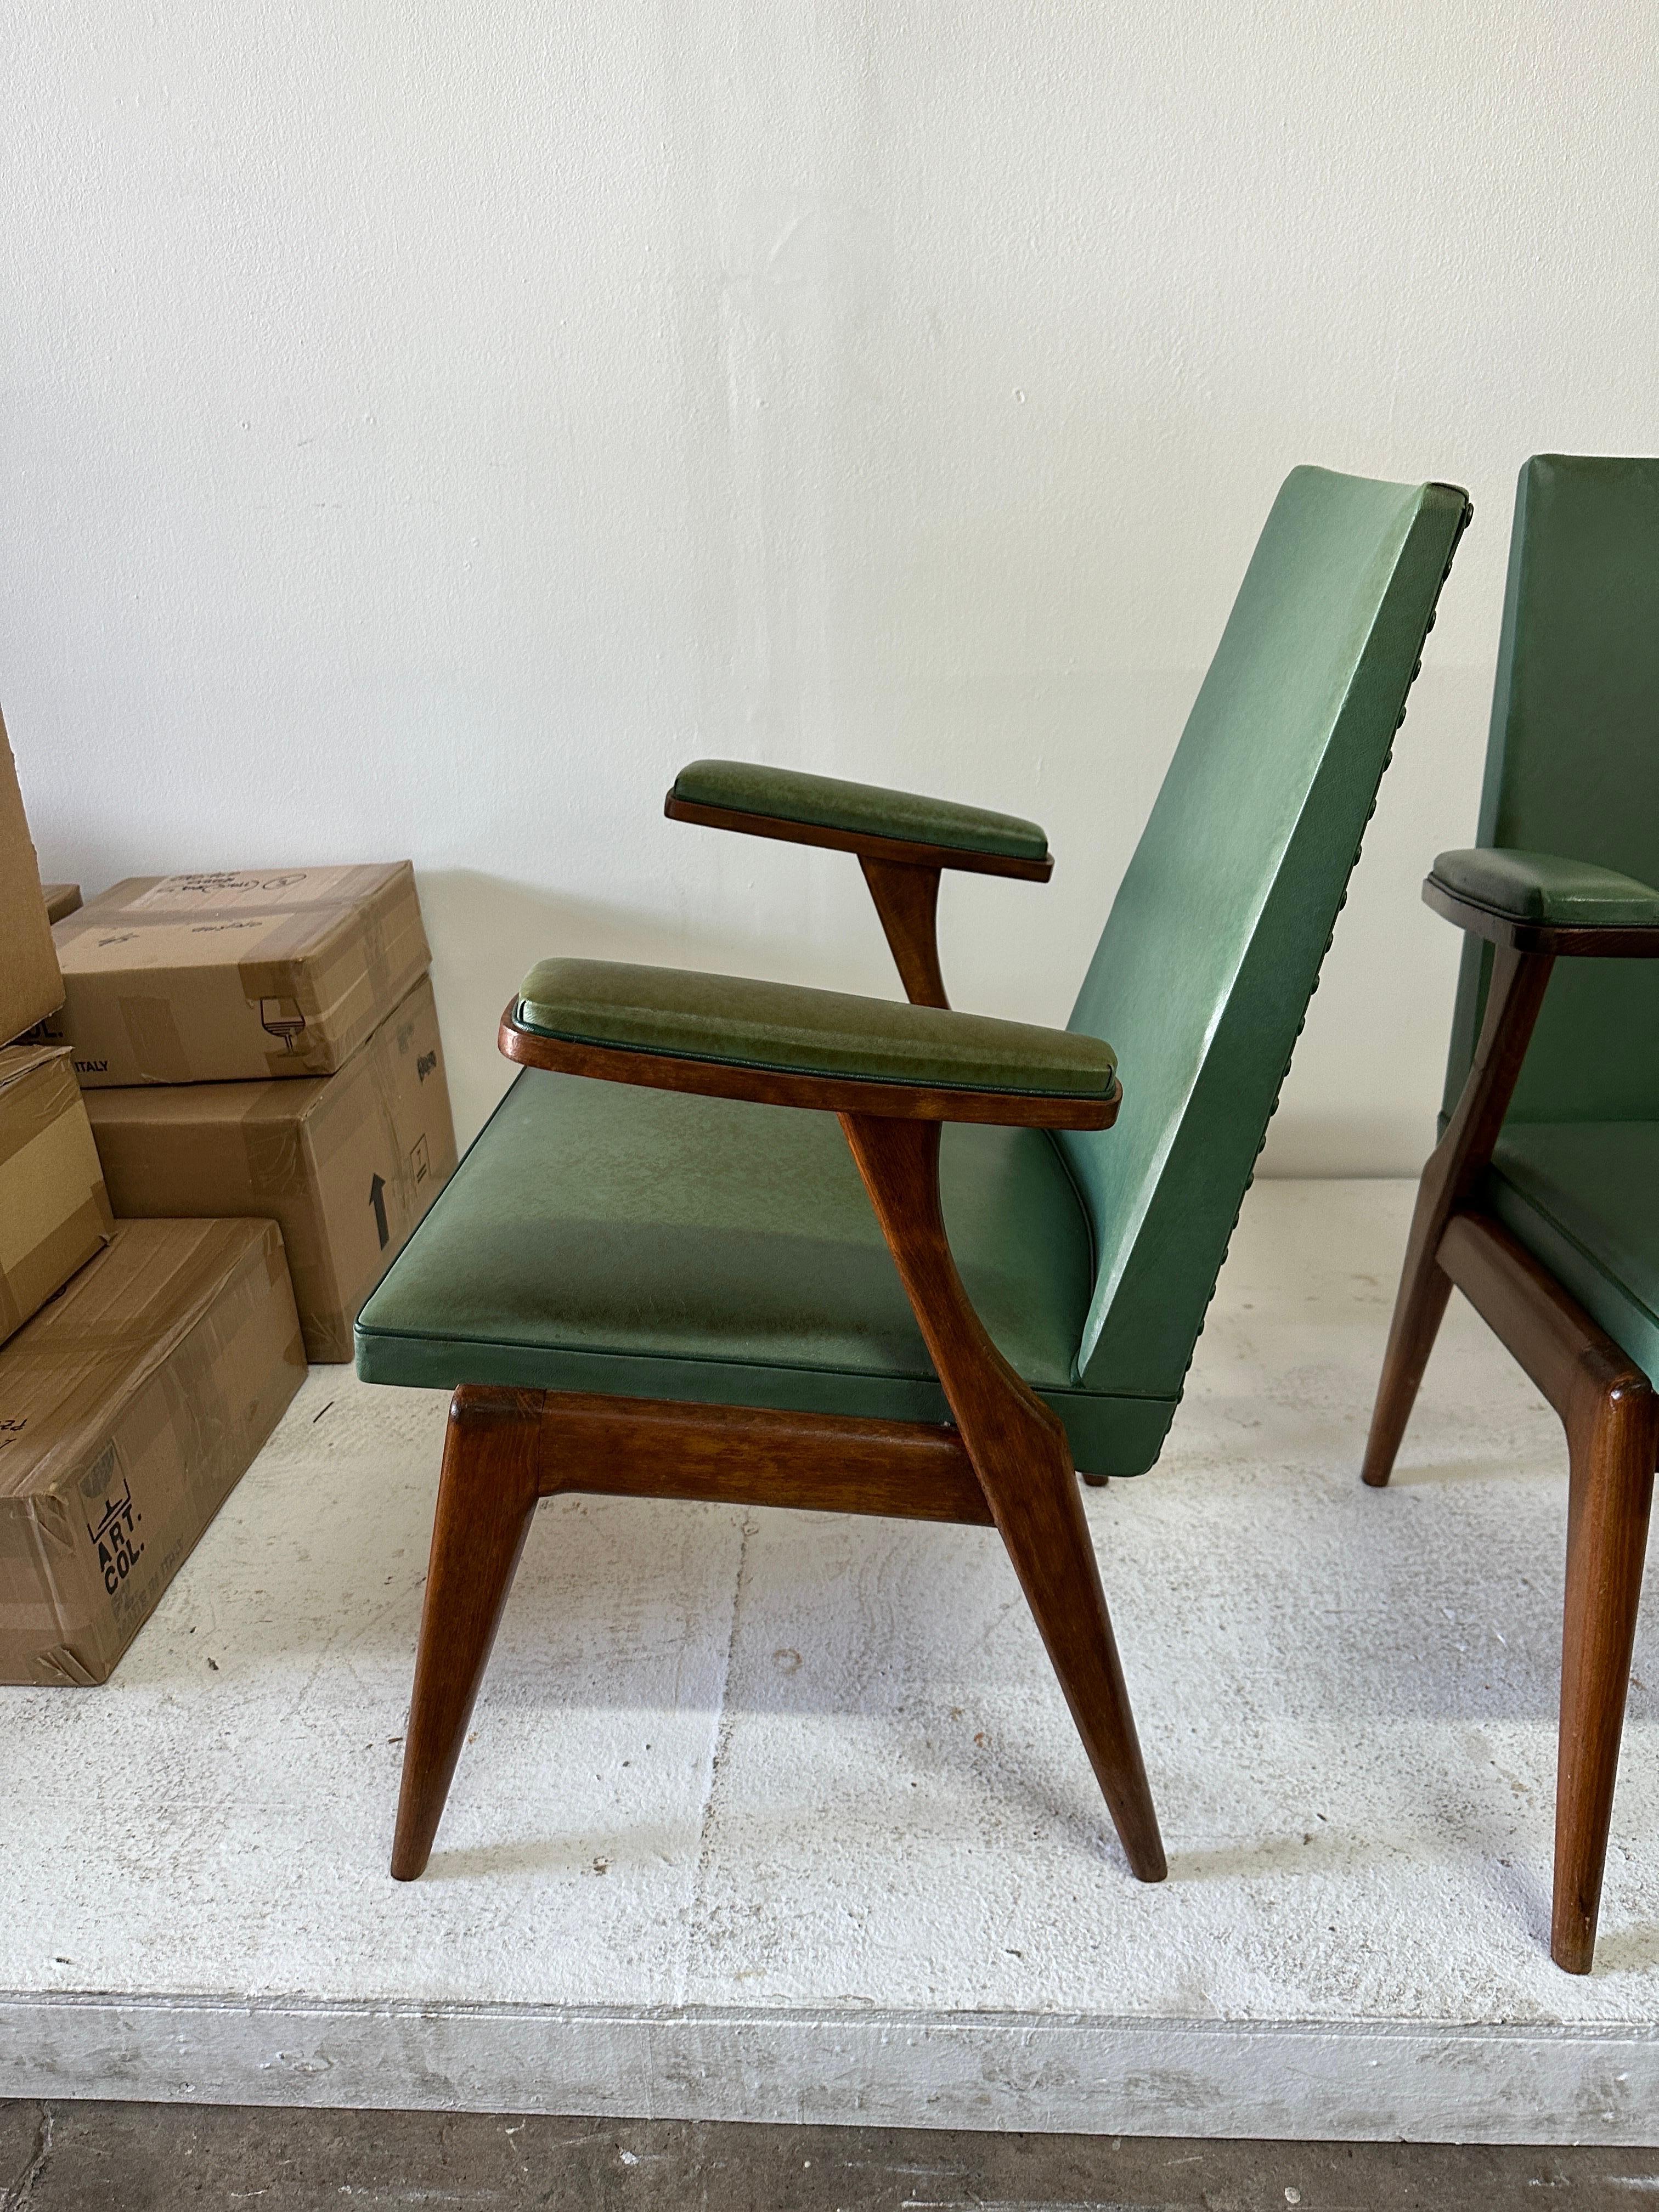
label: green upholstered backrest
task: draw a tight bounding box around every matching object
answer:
[1443,456,1659,1126]
[1059,467,1469,1401]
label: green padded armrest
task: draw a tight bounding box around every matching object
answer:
[515,958,1116,1097]
[1430,848,1659,928]
[670,758,1050,865]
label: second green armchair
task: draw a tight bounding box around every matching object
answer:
[1366,454,1659,1976]
[358,465,1470,1889]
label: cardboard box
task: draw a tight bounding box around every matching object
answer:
[0,1046,114,1346]
[42,883,82,924]
[0,711,64,1046]
[83,975,456,1362]
[44,862,431,1086]
[0,1218,305,1685]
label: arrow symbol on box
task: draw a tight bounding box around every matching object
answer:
[369,1173,390,1250]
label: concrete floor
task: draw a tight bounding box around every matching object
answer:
[3,1181,1659,2139]
[3,2102,1658,2208]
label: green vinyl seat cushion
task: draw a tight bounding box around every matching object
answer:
[671,758,1050,863]
[514,959,1118,1099]
[1486,1122,1659,1384]
[356,1068,1178,1473]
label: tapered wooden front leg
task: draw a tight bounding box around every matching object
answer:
[840,1112,1165,1880]
[1553,1381,1658,1972]
[392,1385,546,1880]
[1364,944,1554,1487]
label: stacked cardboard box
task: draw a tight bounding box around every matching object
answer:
[0,714,105,1340]
[0,714,306,1682]
[46,864,432,1084]
[0,714,64,1047]
[0,1045,113,1340]
[43,865,458,1361]
[0,1219,304,1684]
[87,974,454,1361]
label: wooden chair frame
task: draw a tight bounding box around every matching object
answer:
[392,815,1165,1887]
[663,788,1052,1011]
[1364,881,1659,1972]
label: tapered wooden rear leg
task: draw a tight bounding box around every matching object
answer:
[1552,1382,1657,1972]
[1364,944,1555,1488]
[392,1385,545,1880]
[841,1112,1165,1880]
[1362,1186,1458,1489]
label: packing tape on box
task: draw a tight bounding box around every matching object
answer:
[310,873,427,1042]
[31,1643,102,1689]
[7,1224,292,1384]
[118,995,192,1085]
[0,1110,107,1270]
[0,1051,82,1172]
[360,898,393,1010]
[228,865,405,965]
[239,1110,311,1201]
[235,870,426,1076]
[27,1488,77,1560]
[0,1197,114,1344]
[247,903,415,1056]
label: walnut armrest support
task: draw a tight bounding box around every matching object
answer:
[1425,848,1659,957]
[1376,847,1659,1381]
[501,957,1120,1128]
[666,758,1053,1010]
[1364,881,1564,1487]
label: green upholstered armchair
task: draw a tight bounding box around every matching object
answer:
[1365,455,1659,1975]
[357,466,1470,1887]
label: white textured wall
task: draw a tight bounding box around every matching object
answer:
[3,5,1655,1163]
